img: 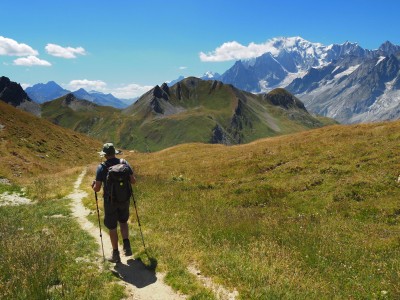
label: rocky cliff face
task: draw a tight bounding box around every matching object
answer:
[0,76,31,106]
[287,53,400,123]
[0,76,40,116]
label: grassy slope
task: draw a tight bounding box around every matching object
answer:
[117,120,400,299]
[0,101,124,299]
[41,97,122,142]
[0,101,101,182]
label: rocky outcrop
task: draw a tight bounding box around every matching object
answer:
[263,88,307,111]
[61,93,96,111]
[0,76,40,116]
[210,124,231,145]
[160,83,170,96]
[62,93,77,106]
[0,76,32,106]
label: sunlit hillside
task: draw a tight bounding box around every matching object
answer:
[101,120,400,299]
[0,101,101,182]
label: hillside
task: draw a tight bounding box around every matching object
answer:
[41,93,123,142]
[0,100,101,181]
[118,120,400,299]
[0,100,125,299]
[42,77,334,152]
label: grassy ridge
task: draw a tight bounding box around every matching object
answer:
[117,121,400,299]
[42,79,334,152]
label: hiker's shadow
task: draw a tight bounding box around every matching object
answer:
[114,258,158,288]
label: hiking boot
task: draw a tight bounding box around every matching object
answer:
[123,239,132,256]
[107,250,121,263]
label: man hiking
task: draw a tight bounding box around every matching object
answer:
[92,142,136,263]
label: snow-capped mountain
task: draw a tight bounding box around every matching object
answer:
[200,71,221,80]
[218,37,400,123]
[220,36,374,93]
[286,52,400,123]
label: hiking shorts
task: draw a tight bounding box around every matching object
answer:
[103,200,130,230]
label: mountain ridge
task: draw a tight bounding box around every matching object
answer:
[216,37,400,123]
[25,80,128,108]
[41,77,334,151]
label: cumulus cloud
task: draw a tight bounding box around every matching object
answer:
[199,41,277,62]
[67,79,107,91]
[0,36,38,56]
[65,79,153,99]
[45,43,87,58]
[13,56,51,66]
[199,37,317,62]
[111,83,154,99]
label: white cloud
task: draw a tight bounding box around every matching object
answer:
[0,36,38,56]
[13,56,51,66]
[45,43,86,58]
[65,80,153,99]
[111,83,154,99]
[199,37,310,62]
[179,66,188,70]
[67,79,107,91]
[200,41,275,62]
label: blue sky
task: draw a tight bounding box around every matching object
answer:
[1,0,399,98]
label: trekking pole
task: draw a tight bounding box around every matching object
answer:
[94,191,106,262]
[130,185,147,252]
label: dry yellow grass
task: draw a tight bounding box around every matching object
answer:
[114,120,400,299]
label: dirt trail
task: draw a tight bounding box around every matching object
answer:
[69,168,186,300]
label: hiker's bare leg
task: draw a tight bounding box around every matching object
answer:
[109,228,119,250]
[120,221,129,240]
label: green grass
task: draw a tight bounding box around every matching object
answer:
[0,182,124,299]
[6,95,400,299]
[110,121,400,299]
[0,103,124,299]
[0,101,101,182]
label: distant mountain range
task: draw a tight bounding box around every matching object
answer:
[5,36,400,124]
[25,81,129,109]
[210,37,400,124]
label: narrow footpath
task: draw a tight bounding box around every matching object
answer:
[68,168,186,300]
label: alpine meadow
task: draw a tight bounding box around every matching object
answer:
[2,3,400,297]
[1,96,400,298]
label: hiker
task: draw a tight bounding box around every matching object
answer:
[92,142,136,263]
